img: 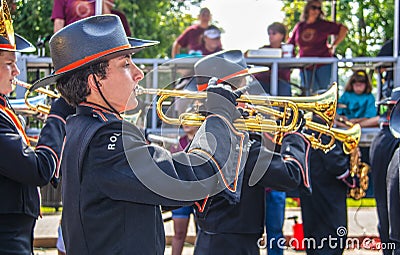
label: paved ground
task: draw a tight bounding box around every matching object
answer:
[33,207,384,255]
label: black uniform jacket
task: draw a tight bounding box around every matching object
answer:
[195,132,311,235]
[0,95,65,218]
[300,139,350,255]
[370,124,400,207]
[369,124,400,248]
[61,103,249,255]
[0,95,66,254]
[387,147,400,244]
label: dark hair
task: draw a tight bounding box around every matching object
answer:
[344,70,373,94]
[267,22,287,40]
[56,61,109,106]
[300,0,325,22]
[199,7,210,15]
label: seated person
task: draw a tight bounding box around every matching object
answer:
[191,25,223,56]
[336,70,378,128]
[252,22,292,96]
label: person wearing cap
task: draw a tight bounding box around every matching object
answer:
[171,7,212,58]
[369,88,400,255]
[0,1,74,253]
[191,50,312,255]
[190,24,223,56]
[31,15,251,254]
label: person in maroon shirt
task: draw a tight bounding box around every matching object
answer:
[287,0,348,93]
[51,0,131,36]
[171,7,212,58]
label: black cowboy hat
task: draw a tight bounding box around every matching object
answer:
[0,0,35,52]
[31,14,159,91]
[377,87,400,105]
[193,49,268,91]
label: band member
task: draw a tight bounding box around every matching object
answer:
[300,114,351,255]
[387,147,400,255]
[31,15,249,254]
[370,88,400,255]
[387,98,400,255]
[191,50,312,255]
[0,1,74,253]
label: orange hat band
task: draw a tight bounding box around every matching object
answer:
[197,69,249,91]
[0,44,16,50]
[55,44,131,74]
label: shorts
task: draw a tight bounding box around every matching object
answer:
[171,206,194,219]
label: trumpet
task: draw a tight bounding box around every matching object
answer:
[136,83,338,152]
[13,79,60,115]
[304,120,361,154]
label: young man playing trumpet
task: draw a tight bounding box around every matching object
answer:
[191,50,312,255]
[31,15,249,254]
[0,0,74,253]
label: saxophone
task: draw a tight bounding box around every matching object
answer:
[348,146,370,200]
[337,117,370,200]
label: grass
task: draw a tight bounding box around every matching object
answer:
[285,197,376,208]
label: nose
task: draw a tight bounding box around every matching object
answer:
[12,63,20,77]
[131,62,144,82]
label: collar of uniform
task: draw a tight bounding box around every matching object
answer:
[0,94,7,107]
[77,102,122,120]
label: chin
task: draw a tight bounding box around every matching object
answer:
[124,98,138,112]
[0,84,13,95]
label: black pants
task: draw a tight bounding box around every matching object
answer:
[194,229,261,255]
[0,214,36,255]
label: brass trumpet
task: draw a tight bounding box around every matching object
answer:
[304,120,361,154]
[13,79,60,115]
[136,83,338,151]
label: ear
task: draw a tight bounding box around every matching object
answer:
[87,74,100,92]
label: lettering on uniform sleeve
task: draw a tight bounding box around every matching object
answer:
[108,133,121,151]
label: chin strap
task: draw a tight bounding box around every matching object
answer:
[91,72,120,116]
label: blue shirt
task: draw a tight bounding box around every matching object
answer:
[337,91,376,119]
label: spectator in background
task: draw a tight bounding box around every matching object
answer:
[253,22,292,96]
[377,38,400,98]
[191,25,223,56]
[336,70,378,128]
[52,0,131,36]
[171,7,212,58]
[369,88,400,255]
[287,0,348,93]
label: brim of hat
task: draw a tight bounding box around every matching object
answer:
[377,98,398,105]
[30,38,159,91]
[233,66,269,78]
[0,34,36,52]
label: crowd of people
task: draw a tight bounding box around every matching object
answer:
[1,0,400,255]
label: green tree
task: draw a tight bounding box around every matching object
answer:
[281,0,395,57]
[10,0,203,58]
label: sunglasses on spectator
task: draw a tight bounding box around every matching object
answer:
[310,5,322,10]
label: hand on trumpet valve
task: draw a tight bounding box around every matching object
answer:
[295,110,306,133]
[206,77,241,121]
